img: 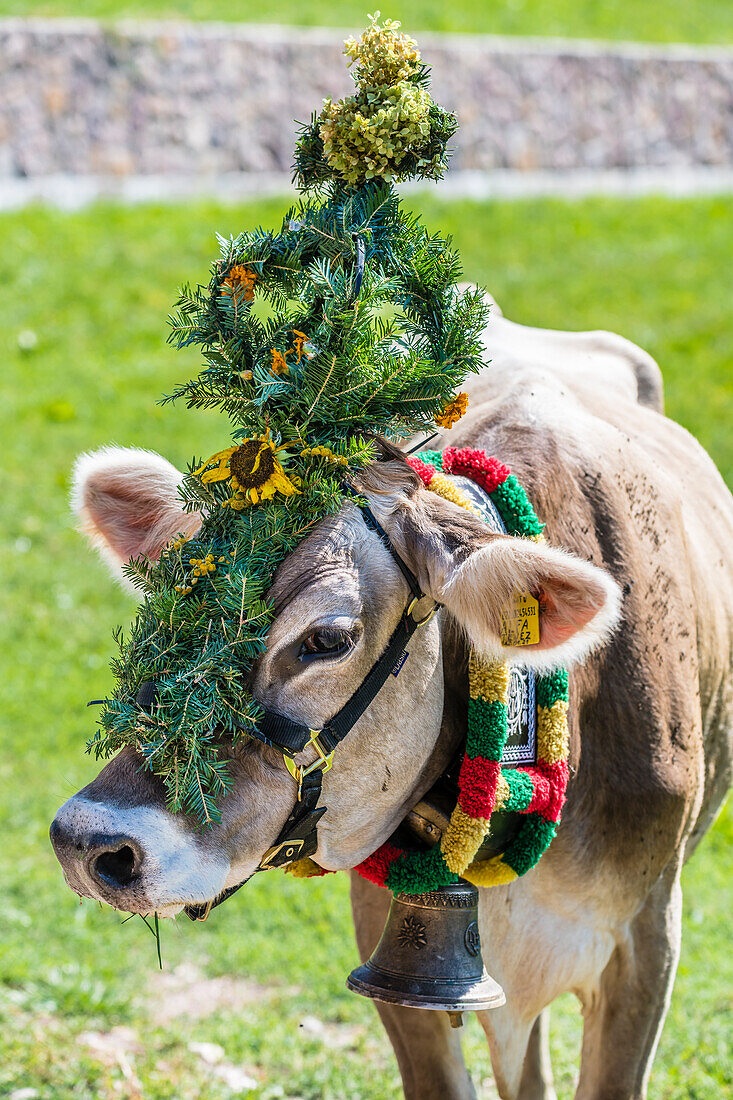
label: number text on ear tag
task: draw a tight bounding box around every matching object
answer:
[500,592,540,647]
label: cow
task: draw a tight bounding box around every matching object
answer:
[50,292,732,1100]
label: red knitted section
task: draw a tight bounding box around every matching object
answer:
[442,447,511,493]
[457,756,501,818]
[406,456,436,486]
[355,842,403,886]
[521,761,569,823]
[524,773,550,817]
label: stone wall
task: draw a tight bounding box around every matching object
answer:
[2,18,732,180]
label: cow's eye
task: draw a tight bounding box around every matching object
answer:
[298,628,353,662]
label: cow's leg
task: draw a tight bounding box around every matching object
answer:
[478,1005,544,1100]
[517,1011,557,1100]
[349,872,476,1100]
[575,863,683,1100]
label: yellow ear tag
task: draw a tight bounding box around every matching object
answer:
[500,591,540,647]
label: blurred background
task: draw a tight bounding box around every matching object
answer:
[1,3,731,1098]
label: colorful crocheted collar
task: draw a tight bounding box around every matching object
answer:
[292,448,570,894]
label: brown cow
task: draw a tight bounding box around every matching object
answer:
[51,295,732,1099]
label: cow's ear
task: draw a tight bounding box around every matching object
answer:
[436,533,621,671]
[359,460,621,672]
[72,447,202,582]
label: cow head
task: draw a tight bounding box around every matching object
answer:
[50,445,620,916]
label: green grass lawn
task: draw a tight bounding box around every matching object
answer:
[2,0,733,45]
[1,194,731,1098]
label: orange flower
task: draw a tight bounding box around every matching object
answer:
[435,392,469,429]
[289,330,309,363]
[222,264,257,302]
[270,349,289,376]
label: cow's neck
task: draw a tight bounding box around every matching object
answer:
[400,617,470,846]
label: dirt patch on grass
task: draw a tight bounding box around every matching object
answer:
[148,960,295,1023]
[79,1027,143,1098]
[298,1014,365,1051]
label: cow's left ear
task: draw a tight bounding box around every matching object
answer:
[437,533,622,671]
[360,460,621,672]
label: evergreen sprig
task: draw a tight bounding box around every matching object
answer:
[90,18,489,824]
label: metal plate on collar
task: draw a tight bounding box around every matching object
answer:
[451,475,537,768]
[503,666,536,766]
[259,838,306,868]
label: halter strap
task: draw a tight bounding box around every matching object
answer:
[241,504,429,759]
[183,504,438,917]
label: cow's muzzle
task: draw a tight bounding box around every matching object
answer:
[49,793,231,914]
[50,815,145,898]
[51,816,142,886]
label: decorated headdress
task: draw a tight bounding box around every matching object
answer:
[90,15,489,825]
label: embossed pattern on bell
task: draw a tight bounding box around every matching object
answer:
[346,880,505,1013]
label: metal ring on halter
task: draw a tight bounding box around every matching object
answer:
[284,731,335,800]
[407,596,439,627]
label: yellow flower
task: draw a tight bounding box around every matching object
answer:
[163,534,189,555]
[195,433,300,506]
[300,445,349,468]
[435,392,469,429]
[270,349,289,377]
[222,264,257,301]
[189,554,217,578]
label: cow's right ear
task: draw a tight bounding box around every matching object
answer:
[72,447,202,583]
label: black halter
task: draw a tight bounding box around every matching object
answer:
[183,505,438,920]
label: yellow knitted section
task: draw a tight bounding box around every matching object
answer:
[427,470,483,518]
[463,854,518,888]
[440,804,489,874]
[494,773,511,811]
[285,857,324,878]
[468,655,510,704]
[537,699,569,764]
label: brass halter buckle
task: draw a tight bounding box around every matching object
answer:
[284,730,334,800]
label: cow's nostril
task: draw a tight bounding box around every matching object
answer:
[93,845,139,889]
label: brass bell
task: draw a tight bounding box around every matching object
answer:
[347,880,505,1026]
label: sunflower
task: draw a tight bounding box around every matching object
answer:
[194,433,299,507]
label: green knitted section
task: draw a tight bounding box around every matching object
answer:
[386,845,458,895]
[466,699,507,761]
[491,476,544,538]
[500,768,535,812]
[502,815,557,877]
[536,668,569,709]
[419,450,444,471]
